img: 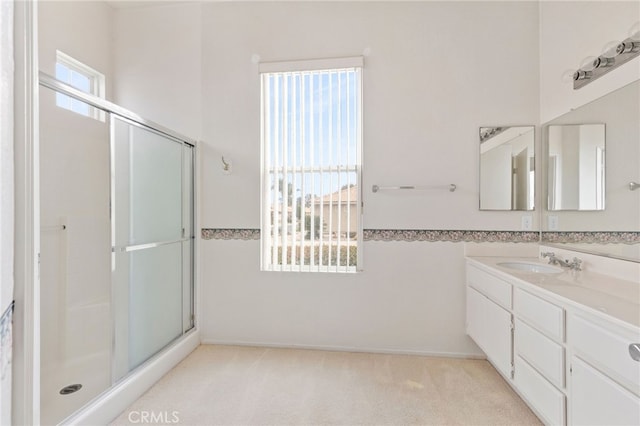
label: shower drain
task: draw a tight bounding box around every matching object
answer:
[59,384,82,395]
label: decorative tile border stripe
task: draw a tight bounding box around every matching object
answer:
[541,231,640,244]
[201,229,640,244]
[201,228,540,243]
[201,228,260,240]
[364,229,540,243]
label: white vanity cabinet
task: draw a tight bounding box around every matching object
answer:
[466,265,513,379]
[465,258,640,426]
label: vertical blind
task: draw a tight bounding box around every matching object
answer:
[260,59,362,272]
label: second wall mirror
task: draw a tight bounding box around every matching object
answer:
[479,126,535,211]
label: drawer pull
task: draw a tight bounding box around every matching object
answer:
[630,344,640,362]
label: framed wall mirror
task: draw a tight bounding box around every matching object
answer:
[479,126,535,211]
[547,124,605,211]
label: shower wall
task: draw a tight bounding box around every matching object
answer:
[38,4,114,423]
[39,86,112,424]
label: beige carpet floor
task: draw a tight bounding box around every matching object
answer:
[111,345,541,426]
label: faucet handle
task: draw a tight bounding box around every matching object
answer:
[541,252,554,258]
[571,257,583,271]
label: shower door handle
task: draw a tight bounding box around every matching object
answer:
[112,237,192,253]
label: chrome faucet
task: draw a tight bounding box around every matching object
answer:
[541,252,582,271]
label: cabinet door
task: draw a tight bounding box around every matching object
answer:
[570,356,640,426]
[467,286,512,378]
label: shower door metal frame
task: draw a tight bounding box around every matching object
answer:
[38,72,198,147]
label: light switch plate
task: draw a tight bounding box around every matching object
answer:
[521,215,532,231]
[548,215,559,231]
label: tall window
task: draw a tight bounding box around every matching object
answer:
[260,57,363,273]
[55,50,105,120]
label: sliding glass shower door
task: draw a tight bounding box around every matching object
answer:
[111,117,194,379]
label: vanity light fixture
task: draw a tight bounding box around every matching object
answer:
[616,39,640,54]
[572,28,640,89]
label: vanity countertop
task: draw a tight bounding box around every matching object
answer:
[466,256,640,330]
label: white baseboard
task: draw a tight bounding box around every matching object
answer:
[63,330,200,426]
[200,338,485,360]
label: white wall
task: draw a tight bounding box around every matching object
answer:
[38,1,114,98]
[112,2,202,139]
[539,1,640,123]
[196,1,539,356]
[202,239,482,356]
[202,1,540,231]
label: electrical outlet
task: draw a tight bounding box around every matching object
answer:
[521,215,533,231]
[548,215,559,231]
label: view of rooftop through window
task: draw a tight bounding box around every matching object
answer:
[261,63,362,272]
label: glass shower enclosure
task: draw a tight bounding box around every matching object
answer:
[38,76,195,424]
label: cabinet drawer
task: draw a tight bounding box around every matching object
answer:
[569,314,640,392]
[514,288,564,342]
[570,356,640,426]
[515,356,565,425]
[515,319,564,389]
[467,264,511,309]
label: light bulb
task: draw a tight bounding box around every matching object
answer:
[601,40,621,59]
[580,56,598,71]
[593,56,615,69]
[616,40,640,55]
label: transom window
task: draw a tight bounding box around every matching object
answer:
[55,50,105,120]
[260,57,363,273]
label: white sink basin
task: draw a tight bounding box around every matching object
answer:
[497,261,563,274]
